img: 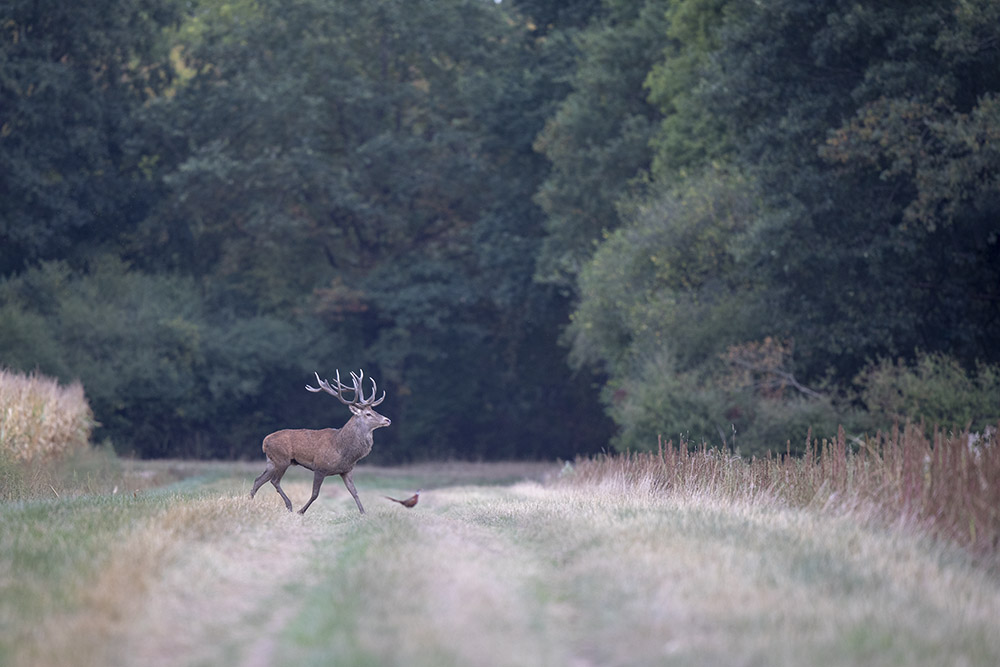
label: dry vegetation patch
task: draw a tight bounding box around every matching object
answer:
[560,423,1000,561]
[0,367,93,464]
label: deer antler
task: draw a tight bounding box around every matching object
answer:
[307,370,384,407]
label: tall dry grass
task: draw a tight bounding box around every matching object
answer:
[559,422,1000,559]
[0,367,94,463]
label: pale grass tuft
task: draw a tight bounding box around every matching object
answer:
[0,367,94,463]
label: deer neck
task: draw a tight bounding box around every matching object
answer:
[341,415,375,457]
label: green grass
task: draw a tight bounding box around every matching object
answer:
[1,487,188,666]
[2,459,999,667]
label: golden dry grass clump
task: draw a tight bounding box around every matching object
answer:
[0,367,94,463]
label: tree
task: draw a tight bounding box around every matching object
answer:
[568,170,775,450]
[532,0,669,287]
[567,0,1000,450]
[131,0,613,459]
[0,257,334,457]
[644,0,733,178]
[505,0,604,35]
[697,0,1000,377]
[0,0,180,275]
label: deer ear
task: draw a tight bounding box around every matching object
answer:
[349,404,363,416]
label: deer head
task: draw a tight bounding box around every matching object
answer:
[305,369,390,428]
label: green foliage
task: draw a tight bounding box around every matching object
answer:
[0,0,181,274]
[3,0,997,459]
[694,0,1000,376]
[730,396,845,456]
[855,353,1000,433]
[533,0,669,286]
[569,169,761,375]
[602,350,723,452]
[145,0,520,289]
[0,259,340,457]
[565,0,1000,453]
[146,0,612,459]
[505,0,603,34]
[645,0,733,178]
[1,0,614,460]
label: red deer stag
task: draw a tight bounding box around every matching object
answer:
[250,370,390,514]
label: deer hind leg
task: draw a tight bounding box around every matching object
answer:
[250,458,276,498]
[267,464,294,512]
[297,471,327,515]
[341,471,365,514]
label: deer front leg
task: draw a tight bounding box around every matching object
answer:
[341,471,365,514]
[298,471,326,515]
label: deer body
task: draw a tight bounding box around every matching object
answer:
[250,370,390,515]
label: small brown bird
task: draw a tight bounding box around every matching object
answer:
[384,489,421,508]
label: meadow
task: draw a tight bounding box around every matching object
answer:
[2,452,999,667]
[3,366,999,665]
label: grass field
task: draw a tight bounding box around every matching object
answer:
[2,458,999,667]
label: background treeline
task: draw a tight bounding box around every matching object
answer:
[1,0,997,460]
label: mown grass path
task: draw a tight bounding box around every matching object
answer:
[4,463,1000,666]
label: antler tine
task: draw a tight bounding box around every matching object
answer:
[352,369,386,406]
[365,372,385,406]
[330,369,357,394]
[304,371,325,393]
[369,378,386,406]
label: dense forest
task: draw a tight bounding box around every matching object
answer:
[1,0,998,460]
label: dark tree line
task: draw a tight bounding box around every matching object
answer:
[2,0,997,459]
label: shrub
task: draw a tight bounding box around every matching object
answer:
[0,258,346,458]
[0,368,93,463]
[855,352,1000,432]
[606,351,725,453]
[730,395,845,456]
[606,341,853,457]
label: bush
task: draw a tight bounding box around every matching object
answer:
[605,340,853,456]
[855,352,1000,433]
[0,368,93,463]
[730,395,845,456]
[606,351,725,453]
[0,259,346,458]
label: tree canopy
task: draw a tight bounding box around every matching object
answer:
[1,0,996,458]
